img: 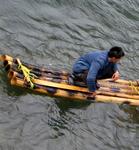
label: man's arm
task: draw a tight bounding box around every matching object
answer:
[86,60,102,92]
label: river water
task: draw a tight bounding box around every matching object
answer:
[0,0,139,150]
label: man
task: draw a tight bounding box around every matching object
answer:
[72,47,125,96]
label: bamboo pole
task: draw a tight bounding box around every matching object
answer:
[10,77,139,106]
[97,90,139,100]
[8,72,139,100]
[3,60,69,79]
[29,77,139,96]
[100,79,139,86]
[0,55,14,62]
[7,70,139,96]
[5,63,138,92]
[8,70,68,84]
[1,55,70,76]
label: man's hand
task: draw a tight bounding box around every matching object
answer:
[92,91,97,97]
[112,71,120,81]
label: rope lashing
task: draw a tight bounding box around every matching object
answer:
[129,80,139,95]
[16,58,37,89]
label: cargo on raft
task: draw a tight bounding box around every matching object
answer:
[1,54,139,106]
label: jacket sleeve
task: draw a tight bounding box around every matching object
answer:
[86,60,102,92]
[114,64,119,72]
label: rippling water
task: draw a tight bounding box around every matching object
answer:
[0,0,139,149]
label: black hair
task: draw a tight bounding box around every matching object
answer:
[108,46,125,58]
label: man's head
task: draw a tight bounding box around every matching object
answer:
[108,46,125,63]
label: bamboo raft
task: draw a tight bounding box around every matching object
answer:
[1,54,139,106]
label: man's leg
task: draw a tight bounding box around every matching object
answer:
[71,70,88,86]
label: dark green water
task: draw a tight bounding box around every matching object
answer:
[0,0,139,149]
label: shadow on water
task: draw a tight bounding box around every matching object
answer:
[55,97,91,113]
[44,98,92,136]
[120,104,139,124]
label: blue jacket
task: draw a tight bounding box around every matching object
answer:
[72,50,118,92]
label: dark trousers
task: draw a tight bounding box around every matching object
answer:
[72,70,88,83]
[72,69,115,83]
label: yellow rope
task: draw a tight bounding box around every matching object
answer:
[129,80,139,95]
[16,58,37,89]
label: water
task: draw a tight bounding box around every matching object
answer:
[0,0,139,149]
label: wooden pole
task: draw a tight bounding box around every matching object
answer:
[6,67,139,92]
[1,55,69,76]
[7,70,139,97]
[10,77,139,106]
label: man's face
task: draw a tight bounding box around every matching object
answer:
[109,57,121,63]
